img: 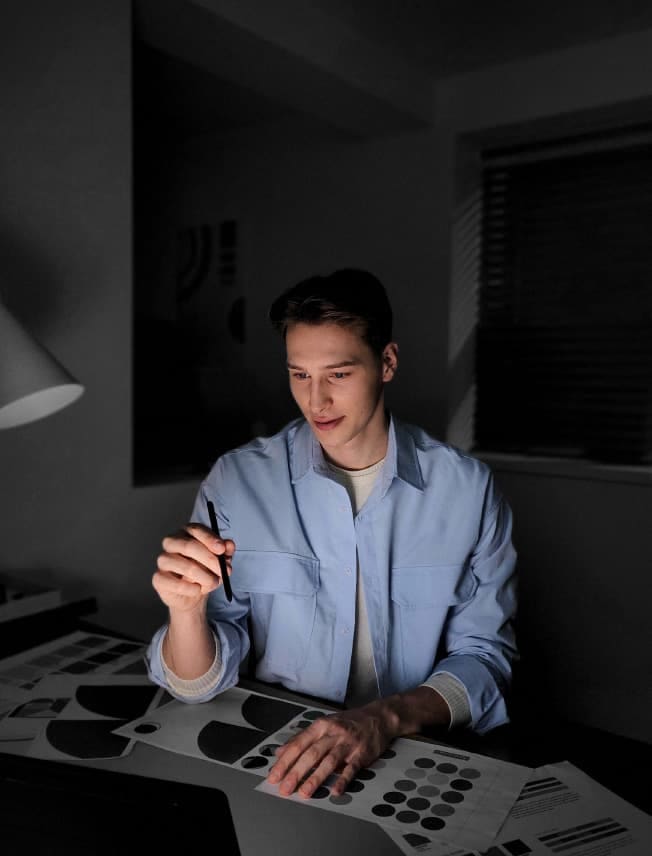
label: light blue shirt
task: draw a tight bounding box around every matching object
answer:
[146,415,518,734]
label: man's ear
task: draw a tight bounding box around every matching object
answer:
[381,343,399,381]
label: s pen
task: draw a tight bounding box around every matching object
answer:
[206,499,233,602]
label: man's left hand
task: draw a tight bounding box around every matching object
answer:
[266,701,396,798]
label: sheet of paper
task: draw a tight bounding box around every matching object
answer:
[384,761,652,856]
[254,715,532,851]
[113,684,315,771]
[0,630,148,700]
[0,673,166,762]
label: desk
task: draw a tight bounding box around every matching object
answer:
[6,677,648,856]
[2,616,651,855]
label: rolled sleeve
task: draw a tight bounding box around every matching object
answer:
[431,489,518,733]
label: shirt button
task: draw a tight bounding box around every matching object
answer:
[344,567,352,575]
[342,626,350,634]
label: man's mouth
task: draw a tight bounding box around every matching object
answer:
[313,416,344,431]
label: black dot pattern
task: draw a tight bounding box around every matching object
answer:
[431,803,455,817]
[396,810,420,823]
[405,768,426,779]
[329,794,352,806]
[310,786,330,799]
[441,791,464,804]
[460,767,481,779]
[421,816,446,831]
[383,791,407,805]
[372,804,395,817]
[240,710,484,836]
[241,756,268,769]
[347,751,482,834]
[417,785,440,797]
[303,710,324,720]
[406,797,430,811]
[355,768,376,781]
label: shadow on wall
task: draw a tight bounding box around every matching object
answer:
[0,221,66,338]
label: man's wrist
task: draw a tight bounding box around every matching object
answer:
[373,686,452,740]
[164,606,215,679]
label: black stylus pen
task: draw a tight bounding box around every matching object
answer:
[206,499,233,602]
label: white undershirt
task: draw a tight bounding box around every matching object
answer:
[326,457,471,727]
[325,457,384,708]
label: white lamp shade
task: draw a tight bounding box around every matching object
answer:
[0,300,84,429]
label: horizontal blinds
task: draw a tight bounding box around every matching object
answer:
[476,138,652,464]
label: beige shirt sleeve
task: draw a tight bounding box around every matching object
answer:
[420,672,472,729]
[161,630,224,699]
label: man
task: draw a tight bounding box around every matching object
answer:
[146,268,518,800]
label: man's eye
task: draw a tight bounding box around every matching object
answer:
[292,372,308,380]
[332,372,348,380]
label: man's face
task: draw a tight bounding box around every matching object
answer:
[285,321,398,468]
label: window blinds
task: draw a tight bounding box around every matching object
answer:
[476,136,652,464]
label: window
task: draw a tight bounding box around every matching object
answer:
[474,129,652,466]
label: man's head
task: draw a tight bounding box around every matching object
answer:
[268,268,393,358]
[269,269,398,469]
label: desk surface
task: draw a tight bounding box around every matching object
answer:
[3,615,650,856]
[16,675,648,856]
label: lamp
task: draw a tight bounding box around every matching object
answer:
[0,300,84,429]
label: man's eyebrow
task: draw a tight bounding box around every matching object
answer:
[286,359,360,370]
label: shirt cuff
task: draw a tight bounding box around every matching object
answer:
[161,631,223,699]
[419,672,472,730]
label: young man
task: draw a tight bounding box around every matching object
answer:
[146,268,518,800]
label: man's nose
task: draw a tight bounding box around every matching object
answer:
[310,381,331,413]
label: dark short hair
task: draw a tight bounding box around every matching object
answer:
[268,268,393,356]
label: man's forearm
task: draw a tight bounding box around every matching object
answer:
[373,685,452,741]
[162,606,216,679]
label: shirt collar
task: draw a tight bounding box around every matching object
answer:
[289,413,424,491]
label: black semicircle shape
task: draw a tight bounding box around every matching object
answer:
[197,720,269,765]
[240,695,306,731]
[45,720,131,759]
[75,685,159,719]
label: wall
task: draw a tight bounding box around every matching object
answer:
[0,2,444,647]
[0,0,196,638]
[154,126,446,440]
[435,32,652,744]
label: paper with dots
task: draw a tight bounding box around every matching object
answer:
[114,686,531,851]
[253,707,532,852]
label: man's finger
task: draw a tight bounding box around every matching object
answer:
[329,760,360,797]
[297,750,344,799]
[267,723,323,783]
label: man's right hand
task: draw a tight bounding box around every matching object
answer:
[152,523,235,613]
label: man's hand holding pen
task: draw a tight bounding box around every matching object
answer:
[152,521,235,613]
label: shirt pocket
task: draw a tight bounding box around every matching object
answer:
[232,551,319,677]
[233,550,319,595]
[389,563,477,688]
[391,563,477,609]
